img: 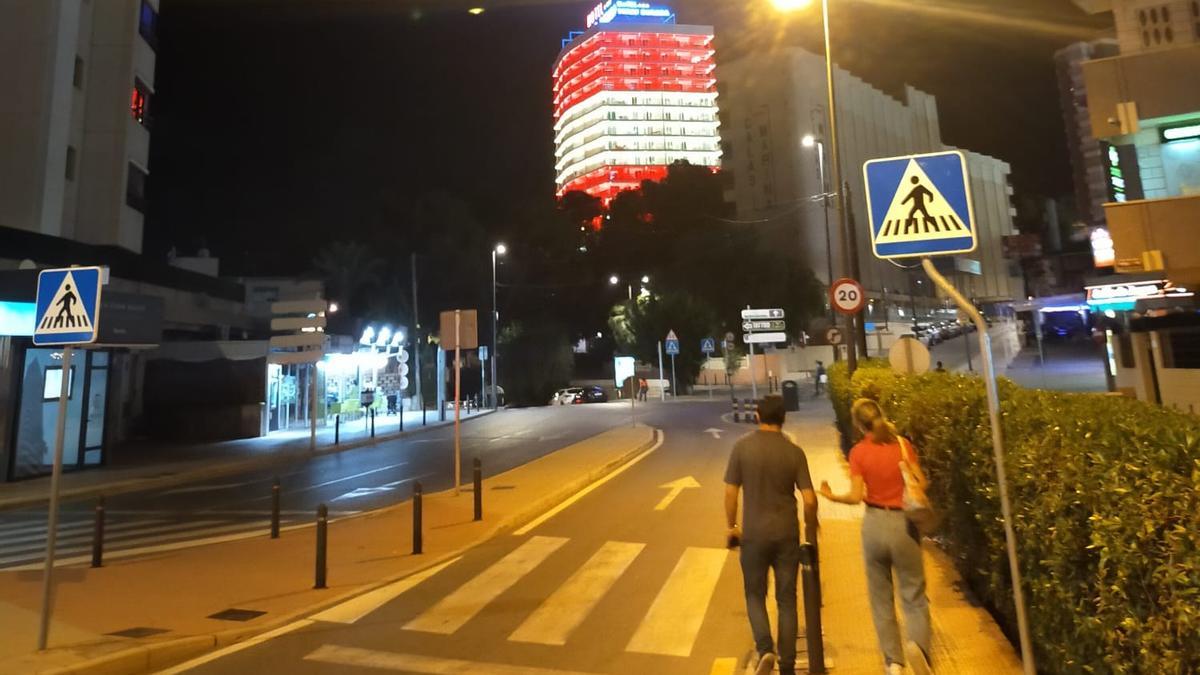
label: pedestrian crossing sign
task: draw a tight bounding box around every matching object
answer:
[863,150,976,260]
[33,267,104,346]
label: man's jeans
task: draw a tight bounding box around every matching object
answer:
[740,537,801,674]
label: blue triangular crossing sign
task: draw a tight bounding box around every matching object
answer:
[33,267,104,345]
[863,151,976,260]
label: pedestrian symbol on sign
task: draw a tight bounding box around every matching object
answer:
[40,276,91,331]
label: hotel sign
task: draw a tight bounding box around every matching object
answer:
[1086,279,1193,311]
[586,0,674,28]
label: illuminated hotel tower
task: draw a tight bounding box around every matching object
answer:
[553,1,722,203]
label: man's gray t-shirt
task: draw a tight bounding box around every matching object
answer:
[724,430,814,543]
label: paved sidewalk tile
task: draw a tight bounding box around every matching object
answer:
[785,401,1023,674]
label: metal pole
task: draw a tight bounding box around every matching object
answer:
[845,182,868,359]
[309,362,318,450]
[491,250,498,409]
[473,458,483,521]
[37,345,72,651]
[412,482,423,554]
[454,310,462,495]
[412,253,422,413]
[334,413,340,444]
[657,341,666,401]
[818,140,834,314]
[314,503,328,589]
[271,478,281,539]
[670,354,677,400]
[921,258,1034,674]
[629,373,636,427]
[90,496,105,569]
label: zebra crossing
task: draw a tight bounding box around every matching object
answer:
[0,508,356,571]
[318,536,735,662]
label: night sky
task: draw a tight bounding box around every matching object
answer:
[146,0,1111,276]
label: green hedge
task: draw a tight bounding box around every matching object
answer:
[829,360,1200,674]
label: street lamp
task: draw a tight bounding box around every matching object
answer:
[802,132,835,318]
[773,0,863,373]
[491,243,506,408]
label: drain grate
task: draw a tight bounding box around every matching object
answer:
[207,608,267,622]
[490,485,516,491]
[107,627,169,639]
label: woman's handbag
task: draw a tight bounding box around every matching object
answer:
[898,437,940,535]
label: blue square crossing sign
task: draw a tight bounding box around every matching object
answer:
[33,267,104,346]
[863,150,976,260]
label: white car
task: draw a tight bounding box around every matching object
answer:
[550,388,584,406]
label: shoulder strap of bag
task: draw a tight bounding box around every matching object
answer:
[898,436,914,464]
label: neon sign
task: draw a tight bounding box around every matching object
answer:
[586,0,674,28]
[1085,279,1193,311]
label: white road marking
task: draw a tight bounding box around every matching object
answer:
[304,645,598,675]
[653,476,701,511]
[512,430,663,536]
[625,547,729,657]
[311,556,462,624]
[508,541,644,645]
[154,619,313,674]
[160,482,250,496]
[301,462,408,491]
[403,536,568,634]
[704,428,724,439]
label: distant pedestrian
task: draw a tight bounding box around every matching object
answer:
[814,361,827,396]
[638,377,648,402]
[935,361,945,372]
[724,395,819,675]
[818,399,932,675]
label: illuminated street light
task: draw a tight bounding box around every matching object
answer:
[360,326,375,346]
[328,302,339,313]
[495,243,507,256]
[641,275,650,284]
[802,134,816,148]
[468,7,485,15]
[770,0,813,10]
[609,275,620,285]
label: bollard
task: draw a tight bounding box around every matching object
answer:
[800,543,827,673]
[399,404,404,433]
[314,503,328,589]
[412,482,424,555]
[473,458,482,522]
[334,414,340,445]
[370,408,376,438]
[270,478,281,539]
[90,496,105,568]
[732,399,741,423]
[422,401,427,426]
[744,399,754,424]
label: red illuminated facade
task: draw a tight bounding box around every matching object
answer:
[553,22,722,204]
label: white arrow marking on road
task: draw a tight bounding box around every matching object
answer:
[703,428,723,440]
[654,476,701,511]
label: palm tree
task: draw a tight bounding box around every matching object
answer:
[312,241,383,317]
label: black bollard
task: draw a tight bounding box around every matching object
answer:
[412,482,424,555]
[733,399,741,423]
[270,478,281,539]
[399,404,404,433]
[314,503,328,589]
[422,401,427,426]
[335,414,340,445]
[370,408,376,438]
[473,458,482,522]
[90,496,105,568]
[800,543,827,673]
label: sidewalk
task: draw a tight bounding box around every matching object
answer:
[785,400,1024,673]
[0,407,491,512]
[0,424,657,675]
[1002,340,1108,393]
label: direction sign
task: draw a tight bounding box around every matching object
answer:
[743,332,787,344]
[741,308,784,320]
[863,150,976,259]
[742,320,786,332]
[830,278,866,315]
[700,337,716,354]
[825,327,843,345]
[34,267,104,346]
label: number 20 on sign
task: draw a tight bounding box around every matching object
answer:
[830,277,865,316]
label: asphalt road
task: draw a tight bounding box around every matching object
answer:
[0,405,640,570]
[164,399,771,675]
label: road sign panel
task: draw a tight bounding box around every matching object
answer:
[665,339,680,355]
[863,150,976,259]
[742,320,786,332]
[889,335,930,375]
[479,345,488,361]
[700,337,716,354]
[743,332,787,344]
[741,308,784,320]
[825,327,843,345]
[830,278,866,315]
[34,267,104,346]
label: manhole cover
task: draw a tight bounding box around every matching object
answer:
[207,608,267,622]
[107,627,169,639]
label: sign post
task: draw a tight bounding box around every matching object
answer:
[32,266,104,651]
[440,310,479,496]
[665,330,680,399]
[740,308,786,402]
[864,150,1034,675]
[657,341,666,402]
[701,337,715,399]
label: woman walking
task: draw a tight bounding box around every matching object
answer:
[818,399,933,675]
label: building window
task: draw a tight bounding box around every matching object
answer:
[1160,328,1200,369]
[1143,30,1152,46]
[139,0,159,51]
[1139,8,1148,25]
[1162,6,1171,22]
[130,79,151,127]
[126,163,147,212]
[65,146,77,181]
[1193,0,1199,16]
[1165,25,1174,42]
[73,57,84,88]
[1151,7,1159,22]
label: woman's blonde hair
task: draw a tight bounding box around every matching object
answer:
[851,398,897,444]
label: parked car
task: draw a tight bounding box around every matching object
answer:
[558,387,585,405]
[578,385,609,403]
[549,388,573,406]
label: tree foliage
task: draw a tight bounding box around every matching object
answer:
[608,290,719,392]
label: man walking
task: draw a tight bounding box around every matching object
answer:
[724,395,819,675]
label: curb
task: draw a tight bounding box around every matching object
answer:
[0,410,496,513]
[32,425,660,675]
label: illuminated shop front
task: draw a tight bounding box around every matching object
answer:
[553,1,723,204]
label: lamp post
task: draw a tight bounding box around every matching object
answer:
[610,274,650,301]
[491,243,505,409]
[773,0,860,374]
[803,133,835,320]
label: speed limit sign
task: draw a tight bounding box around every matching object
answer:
[830,278,866,315]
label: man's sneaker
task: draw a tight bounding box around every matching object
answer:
[886,664,904,675]
[754,652,777,675]
[905,641,932,675]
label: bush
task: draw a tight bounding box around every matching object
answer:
[829,360,1200,674]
